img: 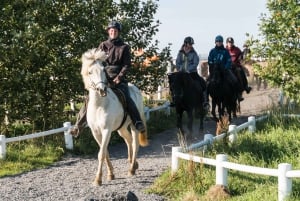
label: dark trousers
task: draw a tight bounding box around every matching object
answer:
[116,82,143,126]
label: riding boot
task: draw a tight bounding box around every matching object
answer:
[118,82,146,133]
[240,66,252,94]
[70,96,88,137]
[127,98,146,133]
[238,92,244,102]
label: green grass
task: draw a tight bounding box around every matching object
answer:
[147,111,300,201]
[0,135,65,177]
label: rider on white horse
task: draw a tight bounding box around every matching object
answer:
[71,21,145,136]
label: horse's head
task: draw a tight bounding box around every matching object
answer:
[168,72,192,102]
[209,63,224,85]
[81,48,108,97]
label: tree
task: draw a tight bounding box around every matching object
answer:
[247,0,300,103]
[0,0,170,131]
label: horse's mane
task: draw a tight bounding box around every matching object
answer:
[81,48,107,89]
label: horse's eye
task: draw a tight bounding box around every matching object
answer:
[88,71,92,75]
[102,61,108,67]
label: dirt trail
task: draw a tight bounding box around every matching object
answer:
[0,87,279,201]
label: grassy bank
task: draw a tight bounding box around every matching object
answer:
[147,111,300,201]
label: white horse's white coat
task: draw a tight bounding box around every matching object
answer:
[81,48,148,185]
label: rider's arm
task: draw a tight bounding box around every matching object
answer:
[175,52,183,71]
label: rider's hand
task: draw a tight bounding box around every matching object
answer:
[113,75,121,84]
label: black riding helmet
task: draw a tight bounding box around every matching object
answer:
[107,21,122,31]
[226,37,234,43]
[184,36,194,45]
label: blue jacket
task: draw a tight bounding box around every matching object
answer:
[208,45,232,69]
[175,47,199,73]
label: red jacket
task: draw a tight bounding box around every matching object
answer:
[226,45,242,66]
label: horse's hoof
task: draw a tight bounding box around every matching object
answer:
[92,180,102,186]
[128,169,136,176]
[133,161,139,170]
[107,174,115,181]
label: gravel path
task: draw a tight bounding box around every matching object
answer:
[0,88,279,201]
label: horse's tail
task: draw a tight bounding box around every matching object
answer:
[139,131,148,147]
[139,109,148,147]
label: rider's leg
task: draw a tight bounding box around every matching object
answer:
[70,96,88,137]
[118,83,145,133]
[240,67,252,94]
[226,69,244,101]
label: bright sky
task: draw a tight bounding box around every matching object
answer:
[154,0,268,59]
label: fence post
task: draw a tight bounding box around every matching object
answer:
[144,107,150,121]
[164,101,170,116]
[248,116,256,133]
[278,163,292,201]
[216,154,228,186]
[63,122,73,150]
[228,125,237,143]
[0,135,6,159]
[171,146,182,174]
[157,85,162,100]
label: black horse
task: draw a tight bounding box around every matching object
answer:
[207,63,238,122]
[168,72,206,138]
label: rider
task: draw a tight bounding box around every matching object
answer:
[207,35,242,100]
[226,37,252,100]
[171,36,209,108]
[70,20,145,136]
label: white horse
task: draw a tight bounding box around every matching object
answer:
[81,48,148,186]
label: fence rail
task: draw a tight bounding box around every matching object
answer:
[0,102,170,159]
[172,114,300,201]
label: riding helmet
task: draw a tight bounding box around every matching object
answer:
[215,35,223,42]
[184,36,194,45]
[226,37,234,43]
[107,21,122,31]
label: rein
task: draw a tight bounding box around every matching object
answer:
[90,80,108,91]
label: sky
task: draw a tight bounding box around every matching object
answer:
[154,0,268,59]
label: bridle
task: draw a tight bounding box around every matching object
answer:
[88,60,109,97]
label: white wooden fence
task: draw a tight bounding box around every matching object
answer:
[0,100,171,160]
[0,122,73,159]
[171,114,300,201]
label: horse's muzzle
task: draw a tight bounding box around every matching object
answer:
[97,87,107,97]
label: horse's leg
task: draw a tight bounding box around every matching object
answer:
[118,127,138,176]
[118,127,133,163]
[129,127,139,176]
[186,110,193,139]
[211,99,218,121]
[198,106,204,131]
[104,151,115,181]
[176,109,184,135]
[93,131,111,186]
[217,102,223,121]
